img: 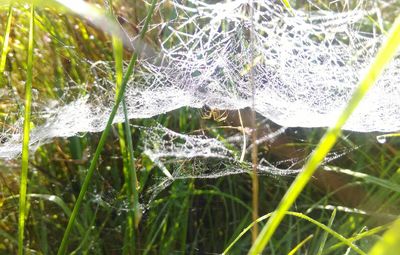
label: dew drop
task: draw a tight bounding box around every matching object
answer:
[376,135,387,144]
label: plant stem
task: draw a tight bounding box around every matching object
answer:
[18,4,34,255]
[248,0,259,243]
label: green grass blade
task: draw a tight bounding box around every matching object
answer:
[288,234,313,255]
[107,1,133,251]
[0,4,13,74]
[368,220,400,255]
[223,211,365,255]
[325,224,390,254]
[248,15,400,255]
[323,166,400,193]
[280,0,294,15]
[316,209,336,255]
[121,98,141,252]
[107,1,141,252]
[18,4,35,255]
[140,0,157,39]
[122,102,141,220]
[376,132,400,143]
[4,193,85,235]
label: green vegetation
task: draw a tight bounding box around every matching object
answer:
[0,0,399,254]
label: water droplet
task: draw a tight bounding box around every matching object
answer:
[376,135,387,144]
[32,89,39,100]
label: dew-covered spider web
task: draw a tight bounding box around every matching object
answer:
[0,0,399,173]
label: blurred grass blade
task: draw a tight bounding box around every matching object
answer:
[323,166,400,193]
[18,4,34,255]
[280,0,294,15]
[368,220,400,255]
[1,0,131,48]
[0,4,13,75]
[249,15,400,255]
[223,211,365,255]
[376,132,400,143]
[52,0,130,46]
[288,234,313,255]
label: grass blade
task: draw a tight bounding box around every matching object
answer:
[288,234,313,255]
[107,1,141,252]
[18,4,34,255]
[323,166,400,193]
[326,223,390,254]
[0,4,13,74]
[248,15,400,254]
[368,219,400,255]
[316,209,336,255]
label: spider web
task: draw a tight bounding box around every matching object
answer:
[0,0,399,164]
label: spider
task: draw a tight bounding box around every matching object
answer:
[200,106,228,122]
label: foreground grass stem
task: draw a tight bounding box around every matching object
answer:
[18,4,35,255]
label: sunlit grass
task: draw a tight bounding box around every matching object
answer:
[18,4,34,255]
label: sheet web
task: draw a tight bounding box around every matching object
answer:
[63,123,351,212]
[0,0,399,179]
